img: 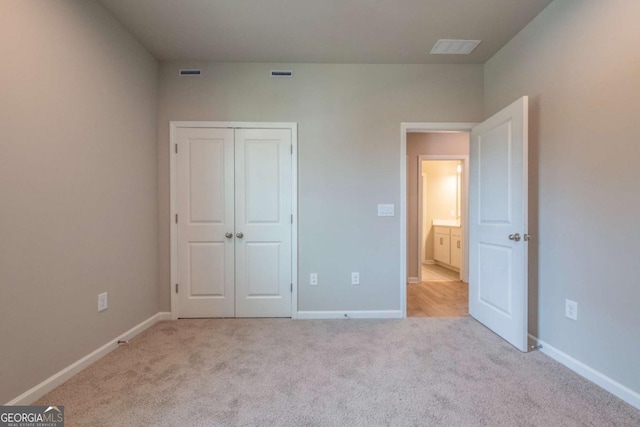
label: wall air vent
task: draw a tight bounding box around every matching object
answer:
[271,70,293,77]
[179,69,202,76]
[430,39,481,55]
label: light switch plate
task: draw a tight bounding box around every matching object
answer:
[565,299,578,320]
[377,204,395,217]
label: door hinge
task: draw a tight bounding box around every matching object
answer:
[290,283,293,293]
[175,213,178,224]
[290,145,293,155]
[291,214,293,224]
[175,283,179,293]
[175,143,178,154]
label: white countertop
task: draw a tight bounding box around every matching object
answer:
[432,219,461,227]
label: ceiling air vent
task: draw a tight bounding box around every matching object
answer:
[179,69,202,76]
[271,70,293,77]
[430,39,481,55]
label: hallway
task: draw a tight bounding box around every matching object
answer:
[407,264,468,317]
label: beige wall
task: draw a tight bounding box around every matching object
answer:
[485,0,640,393]
[422,161,459,261]
[158,63,483,312]
[0,1,159,403]
[406,133,468,278]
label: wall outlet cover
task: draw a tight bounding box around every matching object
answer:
[310,273,318,286]
[351,272,360,285]
[98,292,108,312]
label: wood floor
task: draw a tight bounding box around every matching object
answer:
[420,263,460,281]
[408,264,468,317]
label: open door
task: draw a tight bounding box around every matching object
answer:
[469,96,529,352]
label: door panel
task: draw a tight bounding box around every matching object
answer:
[246,242,281,296]
[235,129,292,317]
[451,237,462,268]
[177,128,235,318]
[434,234,451,264]
[478,121,512,223]
[189,140,226,223]
[245,141,281,223]
[478,243,511,315]
[469,96,528,352]
[189,243,226,296]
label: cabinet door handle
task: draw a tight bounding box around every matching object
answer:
[440,237,443,245]
[457,241,460,249]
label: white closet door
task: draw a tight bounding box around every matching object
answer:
[234,129,293,317]
[176,127,235,318]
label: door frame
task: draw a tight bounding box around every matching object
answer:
[400,122,476,318]
[417,155,469,283]
[169,121,298,320]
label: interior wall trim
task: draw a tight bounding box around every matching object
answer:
[5,312,171,405]
[528,334,640,410]
[297,310,402,319]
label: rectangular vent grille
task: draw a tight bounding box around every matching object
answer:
[179,69,202,76]
[430,39,481,55]
[271,70,293,77]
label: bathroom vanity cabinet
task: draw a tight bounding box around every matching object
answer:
[433,225,461,270]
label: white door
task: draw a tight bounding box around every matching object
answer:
[234,129,293,317]
[176,126,293,318]
[469,96,529,352]
[176,127,235,318]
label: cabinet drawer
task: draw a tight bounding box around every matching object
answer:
[451,227,462,237]
[433,226,450,235]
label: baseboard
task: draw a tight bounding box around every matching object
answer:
[434,261,460,272]
[6,311,171,406]
[529,334,640,410]
[407,277,420,284]
[297,310,403,319]
[422,260,436,265]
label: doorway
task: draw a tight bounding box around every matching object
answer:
[405,131,470,317]
[169,122,298,319]
[419,158,466,282]
[400,97,530,350]
[400,122,476,318]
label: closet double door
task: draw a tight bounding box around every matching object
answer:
[175,126,293,318]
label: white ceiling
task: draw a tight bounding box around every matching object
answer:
[99,0,553,64]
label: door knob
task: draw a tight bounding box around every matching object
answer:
[508,233,521,242]
[236,232,244,239]
[225,232,233,239]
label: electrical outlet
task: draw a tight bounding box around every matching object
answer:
[310,273,318,286]
[377,204,395,217]
[98,292,108,312]
[565,299,577,320]
[351,272,360,285]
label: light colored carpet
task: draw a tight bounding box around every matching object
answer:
[35,318,640,426]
